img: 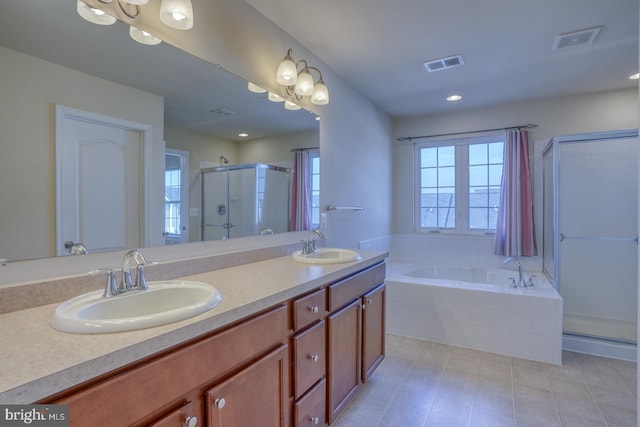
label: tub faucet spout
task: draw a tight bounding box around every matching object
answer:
[503,256,524,287]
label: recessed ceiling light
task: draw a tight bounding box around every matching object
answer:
[630,73,639,80]
[238,133,249,137]
[446,95,462,102]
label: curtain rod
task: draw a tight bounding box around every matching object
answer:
[291,147,319,152]
[396,124,537,143]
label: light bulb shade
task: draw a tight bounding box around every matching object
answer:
[130,26,162,45]
[311,80,329,105]
[247,82,267,93]
[276,55,298,86]
[124,0,149,4]
[160,0,194,30]
[284,101,302,110]
[268,92,285,102]
[77,1,116,25]
[294,69,315,96]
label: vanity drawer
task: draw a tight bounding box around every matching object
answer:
[294,379,326,427]
[292,288,326,331]
[328,263,385,311]
[293,320,326,399]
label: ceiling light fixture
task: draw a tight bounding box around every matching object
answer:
[238,133,249,138]
[275,49,329,106]
[446,94,463,102]
[630,73,640,80]
[77,0,193,46]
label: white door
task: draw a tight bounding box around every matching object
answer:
[56,107,143,255]
[164,149,189,244]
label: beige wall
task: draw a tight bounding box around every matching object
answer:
[238,129,319,167]
[0,46,165,261]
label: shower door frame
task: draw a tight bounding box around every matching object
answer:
[544,128,638,345]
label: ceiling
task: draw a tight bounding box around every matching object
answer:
[246,0,639,118]
[0,0,318,142]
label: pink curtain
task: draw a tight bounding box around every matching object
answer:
[494,129,537,257]
[289,150,311,231]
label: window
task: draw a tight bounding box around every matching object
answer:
[416,137,504,233]
[309,150,321,228]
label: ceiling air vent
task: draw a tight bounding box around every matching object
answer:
[423,54,465,73]
[553,26,602,50]
[208,108,236,121]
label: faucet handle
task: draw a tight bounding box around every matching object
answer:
[508,277,517,288]
[90,268,120,297]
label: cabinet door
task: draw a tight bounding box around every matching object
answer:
[205,345,288,427]
[294,379,326,427]
[326,298,361,424]
[362,284,385,382]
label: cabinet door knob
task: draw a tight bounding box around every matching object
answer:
[185,416,198,427]
[310,416,320,425]
[308,305,319,313]
[214,398,226,409]
[308,354,319,362]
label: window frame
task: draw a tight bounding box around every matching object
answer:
[414,134,504,235]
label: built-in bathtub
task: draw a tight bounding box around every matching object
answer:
[385,262,563,364]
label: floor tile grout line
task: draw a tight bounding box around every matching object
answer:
[421,345,451,427]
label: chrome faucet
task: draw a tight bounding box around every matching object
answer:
[121,249,152,291]
[503,256,525,287]
[301,229,325,255]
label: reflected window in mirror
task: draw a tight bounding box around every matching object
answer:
[310,150,321,228]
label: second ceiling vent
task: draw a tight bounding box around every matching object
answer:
[553,26,602,50]
[423,54,465,73]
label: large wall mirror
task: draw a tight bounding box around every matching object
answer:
[0,0,319,262]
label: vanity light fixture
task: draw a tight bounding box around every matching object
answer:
[129,26,161,45]
[275,49,329,106]
[284,101,302,111]
[268,92,285,103]
[77,0,193,46]
[77,0,117,25]
[247,82,267,93]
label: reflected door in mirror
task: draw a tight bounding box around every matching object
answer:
[57,108,142,255]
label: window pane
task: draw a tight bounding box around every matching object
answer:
[438,207,455,228]
[469,207,488,229]
[421,189,438,208]
[469,144,486,165]
[421,147,437,167]
[420,207,437,228]
[469,187,488,208]
[438,146,455,166]
[469,165,488,186]
[438,166,454,187]
[489,142,504,163]
[421,168,437,187]
[489,164,503,186]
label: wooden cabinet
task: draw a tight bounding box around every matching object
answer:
[205,344,288,427]
[326,264,386,424]
[362,284,386,382]
[294,379,326,427]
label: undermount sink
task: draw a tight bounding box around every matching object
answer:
[292,248,362,264]
[51,281,222,334]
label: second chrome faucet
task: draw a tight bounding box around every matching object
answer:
[95,249,154,298]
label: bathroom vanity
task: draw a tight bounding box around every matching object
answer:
[0,249,386,427]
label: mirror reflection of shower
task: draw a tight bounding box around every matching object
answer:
[219,155,229,166]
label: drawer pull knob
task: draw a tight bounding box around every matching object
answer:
[185,416,198,427]
[308,354,319,362]
[214,398,226,409]
[310,416,320,425]
[308,305,319,313]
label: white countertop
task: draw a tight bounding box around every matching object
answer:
[0,251,386,404]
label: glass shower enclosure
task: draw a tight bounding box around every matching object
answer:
[201,163,291,240]
[543,129,638,346]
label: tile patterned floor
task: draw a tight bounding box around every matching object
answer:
[333,334,637,427]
